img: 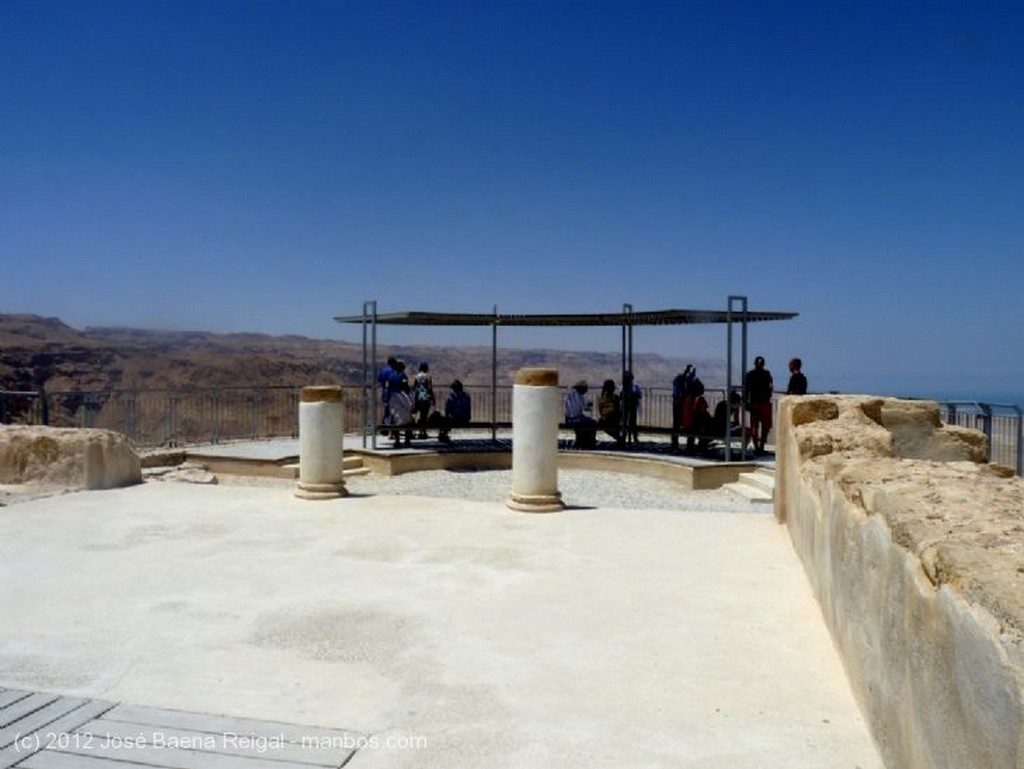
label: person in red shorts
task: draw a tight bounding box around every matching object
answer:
[745,356,774,455]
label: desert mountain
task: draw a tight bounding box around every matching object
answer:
[0,314,724,394]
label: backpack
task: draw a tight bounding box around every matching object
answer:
[413,374,432,404]
[673,370,696,400]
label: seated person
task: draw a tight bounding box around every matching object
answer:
[564,380,596,449]
[597,379,623,444]
[437,380,472,443]
[680,380,712,453]
[711,391,743,437]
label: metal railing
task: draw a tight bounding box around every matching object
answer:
[2,386,1021,473]
[937,400,1023,474]
[1,387,351,449]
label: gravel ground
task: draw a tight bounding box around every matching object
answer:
[4,469,764,514]
[342,467,762,514]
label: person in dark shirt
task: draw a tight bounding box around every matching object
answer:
[785,358,808,395]
[597,379,623,444]
[621,371,641,445]
[712,391,743,437]
[438,380,472,443]
[745,356,774,455]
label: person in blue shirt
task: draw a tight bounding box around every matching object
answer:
[377,356,397,425]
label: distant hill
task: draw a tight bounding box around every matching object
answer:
[0,314,725,394]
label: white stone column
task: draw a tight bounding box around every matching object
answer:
[295,385,347,500]
[507,367,564,512]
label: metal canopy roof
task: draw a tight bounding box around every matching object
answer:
[334,308,798,327]
[339,299,798,457]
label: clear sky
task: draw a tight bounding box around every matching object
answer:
[3,1,1023,399]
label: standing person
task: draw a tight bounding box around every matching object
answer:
[377,356,397,426]
[388,379,415,446]
[671,365,697,451]
[745,356,774,455]
[386,359,408,440]
[412,361,435,438]
[785,358,808,395]
[621,371,642,445]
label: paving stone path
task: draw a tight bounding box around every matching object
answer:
[0,689,359,769]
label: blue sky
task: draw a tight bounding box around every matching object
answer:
[3,1,1023,398]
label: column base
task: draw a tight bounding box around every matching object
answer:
[506,490,564,513]
[294,481,347,500]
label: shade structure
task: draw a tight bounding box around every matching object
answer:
[336,299,798,457]
[334,308,797,327]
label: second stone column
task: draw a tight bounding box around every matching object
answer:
[507,367,564,512]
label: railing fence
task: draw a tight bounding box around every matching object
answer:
[1,386,1021,474]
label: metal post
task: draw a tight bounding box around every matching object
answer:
[726,295,749,462]
[627,306,634,375]
[213,392,221,444]
[252,391,261,439]
[207,392,214,444]
[361,302,369,448]
[492,304,499,442]
[622,303,633,439]
[621,303,634,379]
[1015,405,1023,476]
[363,300,378,450]
[979,403,993,464]
[726,306,733,462]
[166,393,178,448]
[125,392,136,442]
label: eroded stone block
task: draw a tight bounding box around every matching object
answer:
[0,425,141,490]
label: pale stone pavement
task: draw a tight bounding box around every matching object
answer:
[0,449,883,769]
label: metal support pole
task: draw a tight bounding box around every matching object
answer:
[362,300,378,450]
[726,295,749,462]
[621,319,626,380]
[622,305,630,380]
[621,302,634,378]
[726,310,733,462]
[492,304,499,442]
[1015,406,1023,476]
[364,298,372,444]
[622,303,634,439]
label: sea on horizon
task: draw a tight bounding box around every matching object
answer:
[847,388,1024,410]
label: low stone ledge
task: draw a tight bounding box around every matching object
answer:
[0,425,142,491]
[775,395,1024,769]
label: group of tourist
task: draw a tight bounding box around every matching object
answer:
[743,355,808,455]
[671,356,808,455]
[377,357,471,445]
[563,372,643,449]
[378,354,808,452]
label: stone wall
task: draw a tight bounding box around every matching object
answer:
[775,395,1024,769]
[0,425,141,491]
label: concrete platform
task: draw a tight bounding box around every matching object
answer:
[0,478,883,768]
[146,434,773,491]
